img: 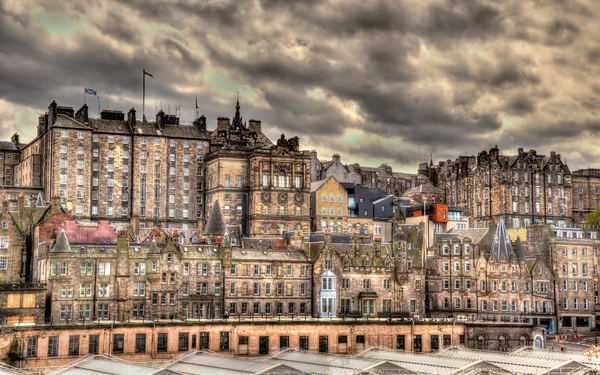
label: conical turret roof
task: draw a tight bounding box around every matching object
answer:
[204,200,226,236]
[51,228,72,253]
[491,219,512,261]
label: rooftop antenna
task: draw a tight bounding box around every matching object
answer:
[195,96,199,119]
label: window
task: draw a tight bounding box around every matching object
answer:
[68,335,80,356]
[179,333,189,352]
[89,335,99,355]
[157,333,168,352]
[48,336,59,357]
[113,334,124,354]
[26,336,38,358]
[220,332,230,351]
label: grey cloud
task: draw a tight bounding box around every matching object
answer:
[1,0,600,172]
[505,95,536,115]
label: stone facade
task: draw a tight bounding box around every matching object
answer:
[311,151,427,197]
[550,231,600,332]
[428,223,556,328]
[223,243,312,317]
[426,146,573,229]
[204,100,311,238]
[0,134,23,186]
[13,102,210,230]
[310,176,348,233]
[571,169,600,225]
[310,229,426,318]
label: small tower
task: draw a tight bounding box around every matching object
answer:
[491,219,512,261]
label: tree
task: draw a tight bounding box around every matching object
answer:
[585,205,600,228]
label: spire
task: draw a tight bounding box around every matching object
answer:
[232,92,243,129]
[204,200,226,236]
[490,219,512,261]
[429,153,434,167]
[51,228,72,253]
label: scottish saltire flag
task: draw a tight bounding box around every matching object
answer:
[84,87,97,96]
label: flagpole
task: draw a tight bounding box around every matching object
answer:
[142,70,145,120]
[97,96,100,117]
[84,87,86,105]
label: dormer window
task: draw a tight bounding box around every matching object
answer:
[385,260,391,272]
[364,260,371,270]
[343,258,350,270]
[325,260,332,270]
[167,253,173,262]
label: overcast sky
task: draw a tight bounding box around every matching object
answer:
[1,0,600,173]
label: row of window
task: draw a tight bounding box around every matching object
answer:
[441,279,543,293]
[27,331,437,358]
[229,264,308,277]
[441,298,553,313]
[226,301,308,315]
[229,282,308,297]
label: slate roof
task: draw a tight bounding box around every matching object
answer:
[51,229,72,253]
[401,183,444,198]
[231,248,308,261]
[53,114,210,139]
[0,141,25,151]
[490,220,513,261]
[446,228,490,244]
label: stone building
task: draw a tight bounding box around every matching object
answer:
[571,169,600,225]
[310,151,426,197]
[309,228,425,318]
[13,101,210,231]
[425,146,573,229]
[310,176,349,234]
[547,226,600,332]
[428,221,557,330]
[205,98,311,238]
[310,176,396,240]
[0,134,25,186]
[223,237,312,317]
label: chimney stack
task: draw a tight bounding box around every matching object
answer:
[48,101,58,126]
[193,115,207,131]
[75,104,89,124]
[156,110,165,130]
[248,119,261,133]
[11,133,20,150]
[127,108,137,129]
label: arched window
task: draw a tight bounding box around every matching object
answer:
[519,335,528,347]
[478,335,486,350]
[499,335,507,351]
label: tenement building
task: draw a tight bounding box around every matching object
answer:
[310,176,396,240]
[424,146,573,229]
[310,151,427,197]
[428,221,556,329]
[309,226,426,318]
[6,97,310,238]
[571,168,600,225]
[206,98,311,238]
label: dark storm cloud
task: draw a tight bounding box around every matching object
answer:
[1,0,600,172]
[505,95,536,115]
